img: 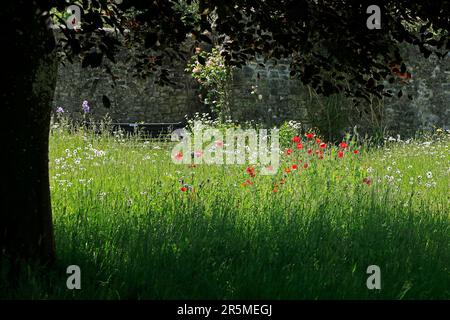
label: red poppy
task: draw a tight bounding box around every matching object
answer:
[303,163,309,169]
[319,142,327,149]
[316,138,321,144]
[307,149,312,155]
[284,167,291,173]
[338,151,344,158]
[296,143,303,150]
[242,179,253,186]
[286,148,293,155]
[306,133,314,139]
[292,136,301,143]
[175,151,183,161]
[181,187,187,192]
[339,142,348,149]
[353,150,360,154]
[292,164,298,170]
[246,166,256,177]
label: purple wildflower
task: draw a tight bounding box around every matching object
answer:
[56,107,64,114]
[82,100,90,113]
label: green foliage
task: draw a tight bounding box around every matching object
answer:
[186,47,233,122]
[278,120,303,148]
[171,0,201,26]
[50,7,71,24]
[303,87,352,142]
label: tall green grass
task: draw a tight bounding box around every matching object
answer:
[1,125,449,299]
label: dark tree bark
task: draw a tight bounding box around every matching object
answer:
[1,1,57,267]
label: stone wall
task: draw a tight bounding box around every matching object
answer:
[53,34,450,136]
[384,46,450,135]
[227,49,450,136]
[53,45,308,126]
[229,60,308,125]
[53,48,200,124]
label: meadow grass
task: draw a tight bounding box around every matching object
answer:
[1,124,449,299]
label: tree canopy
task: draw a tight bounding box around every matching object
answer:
[48,0,449,102]
[205,0,449,101]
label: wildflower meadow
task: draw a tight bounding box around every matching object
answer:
[3,118,448,300]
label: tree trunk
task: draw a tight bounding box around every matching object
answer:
[1,1,57,267]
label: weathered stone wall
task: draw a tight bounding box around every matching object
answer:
[384,46,450,135]
[53,33,450,136]
[228,49,450,135]
[229,59,308,124]
[53,48,200,124]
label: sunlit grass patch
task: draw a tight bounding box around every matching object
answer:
[2,125,448,299]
